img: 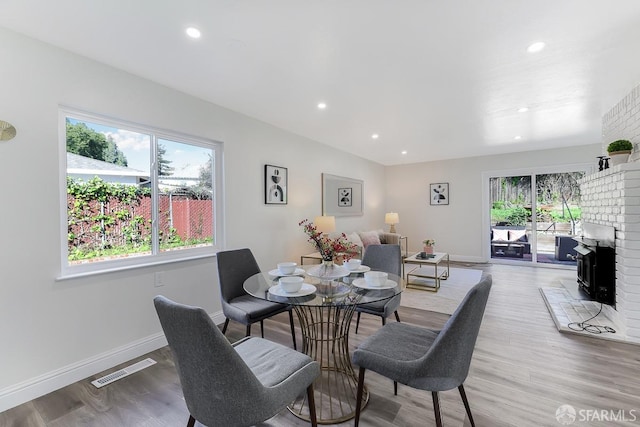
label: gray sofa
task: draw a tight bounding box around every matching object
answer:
[330,229,402,259]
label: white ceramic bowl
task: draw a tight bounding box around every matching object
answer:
[364,271,388,287]
[277,262,297,275]
[279,276,304,293]
[346,259,362,271]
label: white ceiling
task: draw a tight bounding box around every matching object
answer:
[2,1,640,165]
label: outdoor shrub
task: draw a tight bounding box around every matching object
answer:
[505,206,528,226]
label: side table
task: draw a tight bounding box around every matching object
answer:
[300,252,322,265]
[404,252,450,291]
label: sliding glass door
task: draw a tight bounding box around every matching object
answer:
[489,170,584,266]
[533,172,583,265]
[490,175,533,263]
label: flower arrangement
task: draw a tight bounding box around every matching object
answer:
[299,219,359,262]
[422,239,435,254]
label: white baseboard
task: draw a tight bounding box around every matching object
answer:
[0,309,226,413]
[210,311,226,326]
[450,254,486,264]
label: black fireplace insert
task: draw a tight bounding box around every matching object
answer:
[573,223,616,306]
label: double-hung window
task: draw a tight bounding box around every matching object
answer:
[60,109,223,278]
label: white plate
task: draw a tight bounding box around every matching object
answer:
[269,283,317,297]
[346,265,371,273]
[352,278,398,290]
[268,268,305,277]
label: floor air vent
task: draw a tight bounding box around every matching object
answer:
[91,358,157,388]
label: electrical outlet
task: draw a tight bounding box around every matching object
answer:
[154,271,164,287]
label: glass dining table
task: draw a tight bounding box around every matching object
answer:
[243,262,403,424]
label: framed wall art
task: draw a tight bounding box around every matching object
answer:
[265,164,287,204]
[322,173,363,216]
[430,182,449,205]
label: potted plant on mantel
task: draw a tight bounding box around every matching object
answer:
[607,139,634,166]
[422,239,436,254]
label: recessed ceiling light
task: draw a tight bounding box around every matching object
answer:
[317,102,327,110]
[186,27,201,39]
[514,135,522,140]
[401,150,407,155]
[527,42,545,53]
[517,107,529,113]
[371,134,379,139]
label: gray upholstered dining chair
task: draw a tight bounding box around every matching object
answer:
[217,248,297,349]
[154,295,320,427]
[354,244,402,333]
[352,274,492,427]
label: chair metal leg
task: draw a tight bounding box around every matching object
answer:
[458,384,476,427]
[394,310,401,322]
[354,368,366,427]
[394,381,398,395]
[381,316,386,326]
[432,391,443,427]
[221,318,229,334]
[355,311,362,334]
[187,415,196,427]
[260,320,265,338]
[307,384,317,427]
[289,309,297,350]
[245,323,251,337]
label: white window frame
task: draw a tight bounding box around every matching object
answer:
[58,108,225,279]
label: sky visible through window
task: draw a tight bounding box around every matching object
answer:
[67,118,210,179]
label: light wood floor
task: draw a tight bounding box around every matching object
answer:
[2,263,639,426]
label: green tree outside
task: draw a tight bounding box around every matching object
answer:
[103,136,128,166]
[66,120,128,166]
[157,143,174,176]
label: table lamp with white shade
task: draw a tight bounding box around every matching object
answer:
[385,212,399,233]
[314,215,336,234]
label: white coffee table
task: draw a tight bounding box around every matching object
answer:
[404,252,450,291]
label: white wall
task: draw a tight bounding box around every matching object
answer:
[0,28,386,410]
[385,145,601,262]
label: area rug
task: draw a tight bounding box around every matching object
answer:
[400,267,482,315]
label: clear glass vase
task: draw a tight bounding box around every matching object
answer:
[306,257,349,280]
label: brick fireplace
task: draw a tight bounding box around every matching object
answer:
[577,82,640,343]
[579,164,640,342]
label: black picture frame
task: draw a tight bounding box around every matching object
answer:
[265,164,288,204]
[430,182,449,205]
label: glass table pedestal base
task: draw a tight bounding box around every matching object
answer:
[287,304,369,424]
